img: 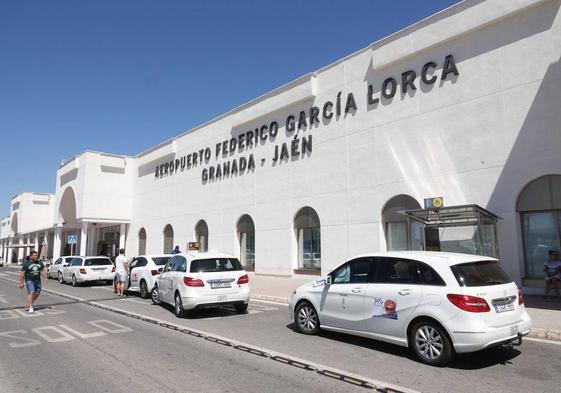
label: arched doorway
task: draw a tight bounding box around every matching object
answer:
[10,213,18,235]
[237,215,255,269]
[294,207,321,270]
[517,175,561,278]
[58,187,79,256]
[195,220,208,252]
[163,225,174,254]
[382,195,422,251]
[138,228,147,255]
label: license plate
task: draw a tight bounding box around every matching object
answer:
[211,282,231,289]
[217,295,227,301]
[494,303,515,313]
[510,325,519,336]
[92,268,105,271]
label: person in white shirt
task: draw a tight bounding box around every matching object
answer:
[115,249,128,298]
[544,250,561,298]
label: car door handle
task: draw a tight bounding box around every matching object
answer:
[398,289,412,296]
[351,287,363,293]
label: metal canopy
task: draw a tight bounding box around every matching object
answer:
[404,204,501,227]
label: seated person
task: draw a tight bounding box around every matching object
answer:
[544,250,561,298]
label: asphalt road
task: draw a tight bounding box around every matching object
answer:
[0,278,366,393]
[1,269,560,393]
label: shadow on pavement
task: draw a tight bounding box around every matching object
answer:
[285,323,522,369]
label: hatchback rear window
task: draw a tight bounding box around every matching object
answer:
[451,261,512,287]
[84,258,113,266]
[152,257,171,266]
[190,258,243,273]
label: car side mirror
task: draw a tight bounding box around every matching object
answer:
[325,275,332,286]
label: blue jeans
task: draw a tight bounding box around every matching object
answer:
[25,280,42,294]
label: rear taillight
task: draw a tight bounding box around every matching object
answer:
[111,267,115,273]
[79,268,87,274]
[183,277,204,287]
[151,270,159,276]
[237,274,249,285]
[518,288,524,305]
[447,294,490,313]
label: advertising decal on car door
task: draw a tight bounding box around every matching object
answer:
[372,297,398,320]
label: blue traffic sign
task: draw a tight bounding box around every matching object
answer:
[67,235,78,244]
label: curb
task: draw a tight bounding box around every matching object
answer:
[250,294,289,304]
[527,328,561,342]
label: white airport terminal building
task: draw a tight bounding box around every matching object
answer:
[1,0,560,293]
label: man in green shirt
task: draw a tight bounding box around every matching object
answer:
[19,251,48,313]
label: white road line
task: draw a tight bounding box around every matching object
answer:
[123,299,147,305]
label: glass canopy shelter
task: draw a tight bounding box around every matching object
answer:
[404,204,501,258]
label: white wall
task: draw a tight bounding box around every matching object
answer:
[125,0,561,281]
[9,193,55,235]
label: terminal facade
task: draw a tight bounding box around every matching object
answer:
[1,0,560,293]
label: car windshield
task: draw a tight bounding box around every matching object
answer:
[84,258,113,266]
[450,260,512,287]
[190,258,243,273]
[152,257,171,266]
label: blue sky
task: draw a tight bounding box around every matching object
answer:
[0,0,460,218]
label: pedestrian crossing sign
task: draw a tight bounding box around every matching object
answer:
[67,235,78,244]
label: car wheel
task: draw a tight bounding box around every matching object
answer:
[294,301,320,335]
[139,280,149,299]
[234,303,248,314]
[151,285,161,305]
[58,272,64,284]
[410,320,454,366]
[72,275,78,287]
[174,293,185,318]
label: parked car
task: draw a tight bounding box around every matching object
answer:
[126,254,172,298]
[48,256,74,279]
[59,256,115,286]
[288,251,532,366]
[151,252,250,317]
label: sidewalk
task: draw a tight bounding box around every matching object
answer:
[248,272,561,343]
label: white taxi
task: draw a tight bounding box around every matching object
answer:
[126,254,172,298]
[288,251,532,366]
[151,252,250,317]
[59,256,115,286]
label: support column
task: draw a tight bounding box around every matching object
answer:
[34,234,39,253]
[53,227,62,260]
[43,230,49,258]
[18,240,24,263]
[80,222,88,256]
[119,223,126,251]
[88,225,98,256]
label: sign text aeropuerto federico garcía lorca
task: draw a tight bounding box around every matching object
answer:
[154,55,459,184]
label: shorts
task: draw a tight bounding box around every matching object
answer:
[25,280,42,294]
[115,271,127,282]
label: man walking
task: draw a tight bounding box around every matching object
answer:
[19,251,47,313]
[115,248,128,298]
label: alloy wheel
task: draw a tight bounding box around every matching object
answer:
[414,325,444,361]
[297,304,318,333]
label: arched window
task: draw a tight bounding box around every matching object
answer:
[237,215,255,269]
[195,220,208,252]
[294,207,321,270]
[138,228,147,255]
[517,175,561,278]
[382,195,422,251]
[163,224,174,254]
